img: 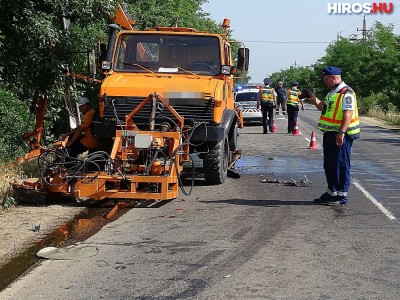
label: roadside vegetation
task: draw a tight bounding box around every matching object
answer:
[1,1,400,208]
[271,22,400,126]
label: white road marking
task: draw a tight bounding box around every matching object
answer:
[356,153,392,156]
[364,179,389,182]
[379,158,400,161]
[352,179,396,221]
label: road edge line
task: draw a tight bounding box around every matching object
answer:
[352,179,396,221]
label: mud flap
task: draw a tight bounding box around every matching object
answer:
[227,149,241,179]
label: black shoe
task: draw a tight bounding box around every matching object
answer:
[328,196,348,206]
[263,131,268,134]
[269,128,273,132]
[313,192,333,204]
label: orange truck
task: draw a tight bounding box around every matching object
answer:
[13,8,249,203]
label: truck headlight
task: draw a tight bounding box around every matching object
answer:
[221,65,232,75]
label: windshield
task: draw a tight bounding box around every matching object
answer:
[235,92,260,102]
[114,34,221,75]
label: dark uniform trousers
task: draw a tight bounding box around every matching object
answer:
[323,131,353,194]
[286,104,299,133]
[260,101,274,133]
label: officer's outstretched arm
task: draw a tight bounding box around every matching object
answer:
[300,89,323,111]
[310,96,323,111]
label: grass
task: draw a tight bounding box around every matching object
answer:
[366,106,400,126]
[0,163,19,209]
[0,159,38,210]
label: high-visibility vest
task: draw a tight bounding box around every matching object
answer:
[317,87,360,139]
[261,87,275,104]
[287,89,300,106]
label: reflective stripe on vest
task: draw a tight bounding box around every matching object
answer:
[317,87,360,138]
[287,89,300,106]
[261,87,275,104]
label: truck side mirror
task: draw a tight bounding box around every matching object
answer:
[237,48,249,72]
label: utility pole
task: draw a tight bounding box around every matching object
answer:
[357,15,370,42]
[291,60,298,68]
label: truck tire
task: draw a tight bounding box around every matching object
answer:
[229,123,238,151]
[203,136,229,185]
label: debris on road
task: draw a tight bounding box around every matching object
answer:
[259,175,311,187]
[37,244,99,260]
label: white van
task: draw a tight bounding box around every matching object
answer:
[234,85,262,122]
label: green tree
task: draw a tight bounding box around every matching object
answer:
[319,22,400,110]
[0,0,117,97]
[126,0,220,32]
[0,86,32,162]
[0,0,119,142]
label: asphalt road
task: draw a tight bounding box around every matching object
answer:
[1,106,400,300]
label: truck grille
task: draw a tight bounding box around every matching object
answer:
[103,96,215,124]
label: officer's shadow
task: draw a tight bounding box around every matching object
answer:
[199,198,319,206]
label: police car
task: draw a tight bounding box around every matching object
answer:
[234,85,262,122]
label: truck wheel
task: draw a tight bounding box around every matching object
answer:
[203,137,229,185]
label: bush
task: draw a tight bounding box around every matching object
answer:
[358,92,391,115]
[0,86,33,162]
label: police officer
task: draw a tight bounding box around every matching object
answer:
[301,66,360,205]
[260,78,277,134]
[275,81,287,115]
[286,81,304,133]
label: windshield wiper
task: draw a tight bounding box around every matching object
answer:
[122,63,158,76]
[175,66,200,79]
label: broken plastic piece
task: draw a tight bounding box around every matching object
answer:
[37,244,99,260]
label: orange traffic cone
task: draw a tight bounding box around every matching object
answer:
[272,120,277,132]
[308,131,319,149]
[292,122,301,136]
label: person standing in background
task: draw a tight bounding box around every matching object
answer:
[286,81,304,133]
[260,78,277,134]
[275,81,287,115]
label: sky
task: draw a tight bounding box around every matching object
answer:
[201,0,400,83]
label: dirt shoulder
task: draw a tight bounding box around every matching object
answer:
[0,115,398,280]
[360,116,400,130]
[0,205,85,267]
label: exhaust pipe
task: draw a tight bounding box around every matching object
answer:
[105,24,120,63]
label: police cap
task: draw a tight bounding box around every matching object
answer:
[291,81,299,86]
[322,66,342,76]
[263,78,271,85]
